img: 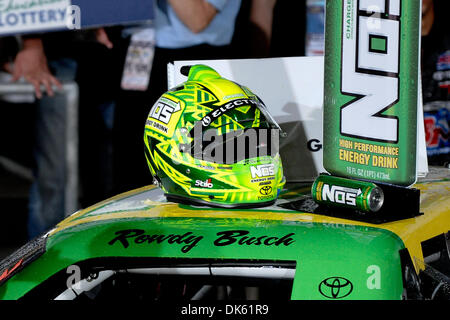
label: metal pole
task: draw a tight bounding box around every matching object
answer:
[0,82,79,217]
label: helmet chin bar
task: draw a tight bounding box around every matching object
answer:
[166,194,276,209]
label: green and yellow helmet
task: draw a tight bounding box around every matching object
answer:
[144,65,285,208]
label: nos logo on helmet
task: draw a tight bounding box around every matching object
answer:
[251,164,275,179]
[195,179,213,188]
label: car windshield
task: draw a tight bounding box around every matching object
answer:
[20,258,296,301]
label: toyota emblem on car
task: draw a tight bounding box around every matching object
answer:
[318,277,353,299]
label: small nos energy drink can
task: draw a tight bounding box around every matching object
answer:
[312,175,384,212]
[323,0,421,186]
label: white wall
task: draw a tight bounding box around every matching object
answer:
[169,57,428,182]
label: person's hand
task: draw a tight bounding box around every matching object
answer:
[6,38,62,99]
[95,28,114,49]
[1,62,11,72]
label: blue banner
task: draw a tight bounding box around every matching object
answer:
[0,0,154,36]
[73,0,153,28]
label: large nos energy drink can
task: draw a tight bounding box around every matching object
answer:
[323,0,421,186]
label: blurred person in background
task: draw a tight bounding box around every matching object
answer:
[421,0,449,166]
[0,28,121,239]
[3,35,77,239]
[247,0,277,58]
[112,0,242,194]
[232,0,306,59]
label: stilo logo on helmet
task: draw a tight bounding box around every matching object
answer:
[194,179,213,189]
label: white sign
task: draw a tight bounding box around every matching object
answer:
[0,0,74,35]
[168,57,428,182]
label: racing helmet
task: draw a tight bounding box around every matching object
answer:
[144,65,285,208]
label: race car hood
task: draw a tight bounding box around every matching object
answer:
[0,167,448,300]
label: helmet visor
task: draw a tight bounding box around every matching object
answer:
[187,99,282,165]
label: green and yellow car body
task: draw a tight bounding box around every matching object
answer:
[0,168,448,300]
